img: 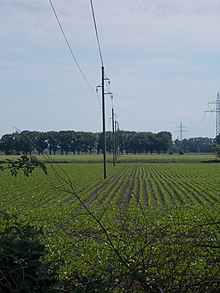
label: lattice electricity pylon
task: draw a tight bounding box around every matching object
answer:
[205,92,220,137]
[174,122,188,141]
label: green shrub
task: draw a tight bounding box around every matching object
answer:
[0,210,55,292]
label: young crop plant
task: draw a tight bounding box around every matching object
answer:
[1,154,220,292]
[0,156,57,292]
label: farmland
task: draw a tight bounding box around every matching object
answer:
[0,154,220,292]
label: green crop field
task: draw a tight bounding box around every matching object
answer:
[0,154,220,292]
[0,153,216,164]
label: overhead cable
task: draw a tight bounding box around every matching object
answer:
[48,0,95,92]
[90,0,104,66]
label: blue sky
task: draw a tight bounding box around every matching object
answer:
[0,0,220,139]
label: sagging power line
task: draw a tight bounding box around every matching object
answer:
[90,0,118,178]
[48,0,95,92]
[90,0,104,66]
[49,0,118,179]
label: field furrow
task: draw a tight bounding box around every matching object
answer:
[117,165,137,207]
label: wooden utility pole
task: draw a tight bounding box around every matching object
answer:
[111,103,115,166]
[115,120,119,158]
[101,65,107,179]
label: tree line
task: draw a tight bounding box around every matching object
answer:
[214,134,220,157]
[174,137,215,153]
[0,130,215,155]
[0,130,172,155]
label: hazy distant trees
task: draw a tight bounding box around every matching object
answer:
[0,134,15,155]
[174,137,214,153]
[216,134,220,145]
[214,134,220,158]
[0,131,99,156]
[0,130,215,156]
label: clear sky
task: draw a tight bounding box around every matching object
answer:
[0,0,220,139]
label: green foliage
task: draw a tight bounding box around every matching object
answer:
[44,204,220,292]
[0,210,55,292]
[0,155,47,177]
[0,156,51,292]
[216,134,220,145]
[175,137,214,153]
[0,159,220,291]
[214,144,220,158]
[0,129,175,156]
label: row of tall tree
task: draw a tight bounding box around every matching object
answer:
[0,130,216,156]
[0,130,173,155]
[214,134,220,157]
[174,137,215,153]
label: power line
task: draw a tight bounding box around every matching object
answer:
[90,0,119,176]
[190,114,214,138]
[48,0,95,92]
[90,0,104,66]
[90,0,107,179]
[96,89,102,109]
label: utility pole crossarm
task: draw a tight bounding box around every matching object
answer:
[96,67,114,179]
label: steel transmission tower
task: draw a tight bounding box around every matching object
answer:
[206,92,220,137]
[175,122,187,141]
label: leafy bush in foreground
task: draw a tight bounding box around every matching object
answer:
[0,210,55,292]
